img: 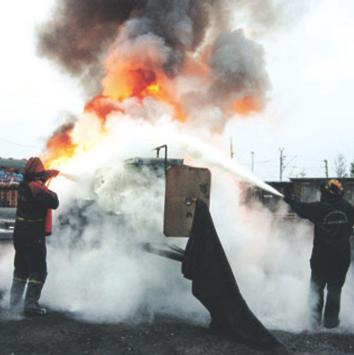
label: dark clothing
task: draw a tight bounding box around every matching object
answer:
[10,157,59,315]
[286,196,354,326]
[13,181,58,282]
[287,197,353,250]
[14,237,47,282]
[310,270,344,328]
[16,181,59,234]
[182,200,284,351]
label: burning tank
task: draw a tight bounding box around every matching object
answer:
[56,144,211,249]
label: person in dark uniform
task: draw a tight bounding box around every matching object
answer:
[9,157,59,316]
[284,179,354,328]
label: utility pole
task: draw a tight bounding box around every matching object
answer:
[324,159,329,178]
[251,151,255,173]
[279,148,285,181]
[230,138,234,159]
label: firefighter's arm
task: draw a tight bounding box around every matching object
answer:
[29,182,59,209]
[284,197,321,222]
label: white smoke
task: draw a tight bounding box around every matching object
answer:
[1,103,353,333]
[0,244,13,292]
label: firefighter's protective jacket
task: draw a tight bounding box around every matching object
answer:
[285,196,354,272]
[14,157,59,240]
[17,182,59,220]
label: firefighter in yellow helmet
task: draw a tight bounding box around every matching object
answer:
[284,179,354,328]
[9,157,59,316]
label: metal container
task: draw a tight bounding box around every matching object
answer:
[164,165,211,237]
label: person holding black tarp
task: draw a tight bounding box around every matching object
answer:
[284,179,354,329]
[9,157,59,316]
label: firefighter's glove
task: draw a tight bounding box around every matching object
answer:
[46,169,60,179]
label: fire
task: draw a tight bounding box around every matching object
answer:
[142,81,188,122]
[146,83,161,94]
[102,62,187,122]
[43,123,77,169]
[43,111,110,170]
[233,96,264,115]
[43,29,265,168]
[84,95,124,121]
[103,68,159,100]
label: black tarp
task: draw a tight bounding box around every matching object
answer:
[182,200,287,352]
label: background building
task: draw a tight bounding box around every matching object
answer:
[0,157,26,207]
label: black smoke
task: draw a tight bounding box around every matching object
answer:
[38,0,304,119]
[38,0,139,75]
[38,0,222,88]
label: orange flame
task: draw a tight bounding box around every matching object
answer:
[43,123,77,168]
[102,65,187,122]
[44,39,265,168]
[233,96,264,115]
[84,95,124,121]
[146,83,161,94]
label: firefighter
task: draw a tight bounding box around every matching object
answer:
[9,157,59,316]
[284,179,354,328]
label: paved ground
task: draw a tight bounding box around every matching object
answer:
[0,301,353,355]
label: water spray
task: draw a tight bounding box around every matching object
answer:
[179,135,284,198]
[60,172,80,182]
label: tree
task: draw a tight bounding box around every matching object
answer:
[334,154,348,177]
[350,161,354,177]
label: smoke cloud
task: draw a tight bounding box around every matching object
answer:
[37,0,310,133]
[37,0,213,88]
[208,29,270,109]
[37,0,139,85]
[37,0,290,99]
[1,114,354,331]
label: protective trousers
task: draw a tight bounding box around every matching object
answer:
[11,237,47,314]
[13,238,47,283]
[309,258,349,328]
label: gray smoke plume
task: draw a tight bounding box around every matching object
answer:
[38,0,296,93]
[38,0,218,86]
[38,0,138,73]
[37,0,308,120]
[232,0,308,35]
[37,0,140,92]
[208,29,270,107]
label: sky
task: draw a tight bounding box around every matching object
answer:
[0,0,353,181]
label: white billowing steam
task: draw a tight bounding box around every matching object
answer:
[2,106,354,332]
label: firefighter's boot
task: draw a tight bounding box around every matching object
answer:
[323,285,341,329]
[9,277,27,310]
[24,280,47,316]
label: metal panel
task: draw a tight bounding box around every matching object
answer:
[164,165,211,237]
